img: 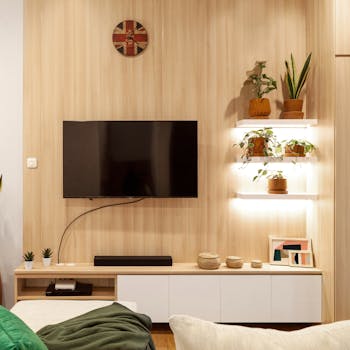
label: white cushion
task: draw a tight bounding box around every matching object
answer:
[11,300,137,332]
[169,314,350,350]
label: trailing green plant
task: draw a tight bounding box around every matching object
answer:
[23,251,34,262]
[285,53,312,99]
[247,61,277,98]
[283,139,316,155]
[234,128,280,161]
[253,169,285,182]
[42,248,53,259]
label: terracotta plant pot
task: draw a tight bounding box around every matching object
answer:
[284,144,305,157]
[281,99,304,119]
[268,178,288,194]
[247,137,266,157]
[248,98,271,119]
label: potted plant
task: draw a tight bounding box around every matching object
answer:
[234,128,278,160]
[42,248,53,267]
[282,53,312,119]
[23,251,34,270]
[253,169,287,194]
[283,139,316,157]
[246,61,277,119]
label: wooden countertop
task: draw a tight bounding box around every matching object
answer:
[15,262,322,276]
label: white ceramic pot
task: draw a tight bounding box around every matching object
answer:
[24,261,33,270]
[43,258,51,267]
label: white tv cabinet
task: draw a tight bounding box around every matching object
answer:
[15,263,322,323]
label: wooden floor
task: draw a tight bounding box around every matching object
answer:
[151,323,313,350]
[152,324,176,350]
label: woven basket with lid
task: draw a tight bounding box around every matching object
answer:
[226,256,243,268]
[197,252,221,270]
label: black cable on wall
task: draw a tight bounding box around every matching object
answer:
[57,198,145,263]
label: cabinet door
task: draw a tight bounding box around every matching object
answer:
[271,275,322,322]
[117,275,169,322]
[221,275,271,322]
[169,275,220,321]
[336,0,350,54]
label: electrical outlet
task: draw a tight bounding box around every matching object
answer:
[26,157,38,169]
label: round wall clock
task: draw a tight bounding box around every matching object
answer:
[112,20,148,57]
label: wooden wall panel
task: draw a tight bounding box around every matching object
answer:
[306,0,335,322]
[24,1,310,265]
[335,58,350,321]
[335,0,350,322]
[336,0,350,55]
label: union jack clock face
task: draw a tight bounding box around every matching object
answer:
[112,20,148,57]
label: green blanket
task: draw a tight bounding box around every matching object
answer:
[37,303,156,350]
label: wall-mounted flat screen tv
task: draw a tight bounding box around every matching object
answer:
[63,121,198,198]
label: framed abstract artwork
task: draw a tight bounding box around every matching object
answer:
[269,236,312,266]
[288,250,314,268]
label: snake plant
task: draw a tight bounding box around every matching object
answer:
[285,53,312,99]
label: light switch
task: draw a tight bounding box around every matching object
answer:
[26,157,38,169]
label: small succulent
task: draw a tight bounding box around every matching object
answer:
[42,248,53,259]
[23,251,35,262]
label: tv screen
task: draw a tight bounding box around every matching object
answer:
[63,121,198,198]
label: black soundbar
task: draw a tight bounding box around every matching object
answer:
[94,255,173,266]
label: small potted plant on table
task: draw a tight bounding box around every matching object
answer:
[283,139,316,157]
[42,248,53,267]
[23,251,34,270]
[254,169,287,194]
[282,53,312,119]
[246,61,277,119]
[267,170,288,194]
[235,128,279,161]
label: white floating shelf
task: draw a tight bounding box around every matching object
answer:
[236,156,317,163]
[236,192,318,200]
[236,119,318,128]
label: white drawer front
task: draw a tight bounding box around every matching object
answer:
[271,275,322,322]
[221,275,271,322]
[117,273,322,324]
[117,275,169,322]
[169,275,221,321]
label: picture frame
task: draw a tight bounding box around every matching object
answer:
[288,250,314,268]
[269,236,312,266]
